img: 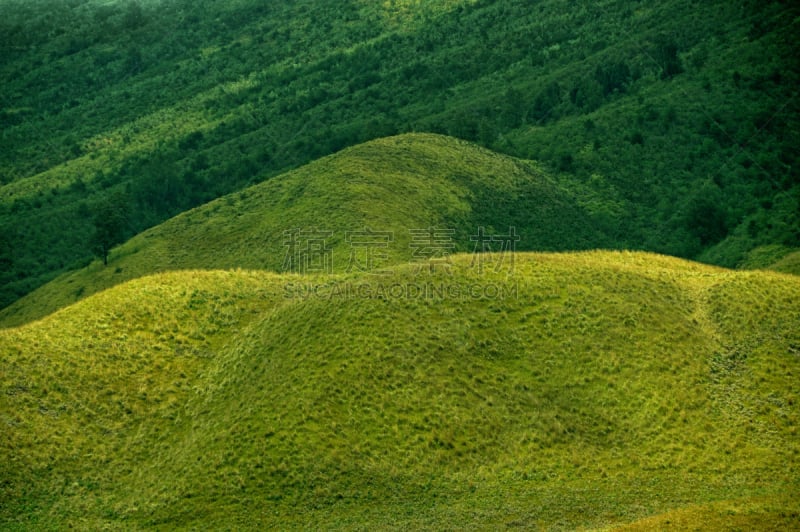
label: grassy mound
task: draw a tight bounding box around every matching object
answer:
[2,251,798,529]
[0,133,606,327]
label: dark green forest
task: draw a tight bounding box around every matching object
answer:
[1,0,798,308]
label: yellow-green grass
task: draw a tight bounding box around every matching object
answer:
[1,251,798,529]
[0,133,604,328]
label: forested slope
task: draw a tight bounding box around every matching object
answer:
[1,0,798,308]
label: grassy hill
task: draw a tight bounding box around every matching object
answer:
[1,1,798,527]
[1,251,798,529]
[1,0,798,308]
[0,133,609,327]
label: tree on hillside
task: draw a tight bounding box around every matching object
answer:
[595,61,631,96]
[122,0,146,30]
[654,36,683,80]
[531,81,562,123]
[685,182,729,246]
[90,196,129,266]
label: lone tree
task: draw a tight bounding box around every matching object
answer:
[91,196,128,266]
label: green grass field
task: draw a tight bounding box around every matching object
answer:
[2,251,798,529]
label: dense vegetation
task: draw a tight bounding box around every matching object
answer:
[2,252,799,528]
[1,0,798,309]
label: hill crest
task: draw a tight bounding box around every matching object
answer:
[0,133,608,327]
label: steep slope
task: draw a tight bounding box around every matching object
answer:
[0,133,608,327]
[2,252,798,529]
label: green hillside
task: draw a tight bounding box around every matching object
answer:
[1,0,798,309]
[769,251,800,275]
[2,0,799,528]
[2,252,798,529]
[739,245,800,276]
[0,133,608,327]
